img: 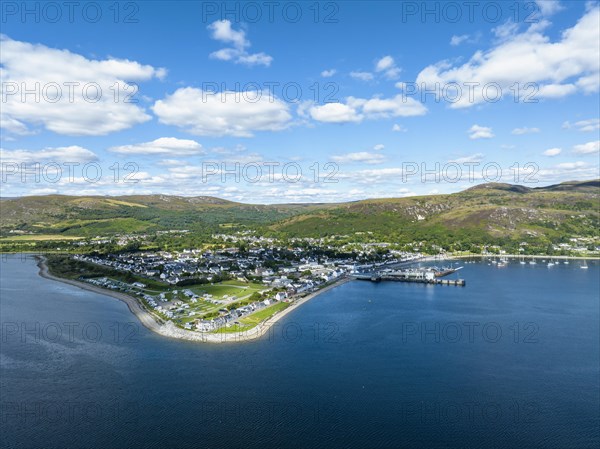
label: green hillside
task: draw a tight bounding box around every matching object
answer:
[1,180,598,253]
[0,194,320,237]
[269,180,599,252]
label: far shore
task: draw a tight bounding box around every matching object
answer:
[451,254,599,260]
[35,255,351,344]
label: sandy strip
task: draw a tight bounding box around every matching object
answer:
[36,256,166,334]
[35,256,351,344]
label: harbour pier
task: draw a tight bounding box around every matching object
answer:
[352,266,466,286]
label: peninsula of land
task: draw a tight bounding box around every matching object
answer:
[37,255,352,343]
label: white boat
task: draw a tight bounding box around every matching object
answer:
[581,264,589,269]
[563,261,569,264]
[520,260,526,265]
[547,262,555,267]
[529,260,537,265]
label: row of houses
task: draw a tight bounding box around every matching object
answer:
[194,296,277,332]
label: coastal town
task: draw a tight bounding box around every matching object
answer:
[55,235,425,334]
[16,224,600,336]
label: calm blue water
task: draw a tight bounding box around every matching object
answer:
[1,255,599,449]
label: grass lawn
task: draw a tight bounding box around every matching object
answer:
[210,302,291,334]
[190,281,264,299]
[212,323,254,334]
[239,302,290,326]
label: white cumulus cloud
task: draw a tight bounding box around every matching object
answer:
[543,147,562,156]
[375,56,395,72]
[512,127,540,135]
[415,6,600,108]
[0,145,98,163]
[208,20,272,67]
[208,19,248,48]
[573,140,600,155]
[309,102,362,123]
[468,125,494,140]
[563,118,600,132]
[310,95,427,124]
[536,0,564,16]
[351,56,402,82]
[331,152,385,164]
[152,87,291,137]
[109,137,203,156]
[0,36,164,136]
[450,34,470,46]
[375,55,401,79]
[350,71,374,81]
[450,153,485,163]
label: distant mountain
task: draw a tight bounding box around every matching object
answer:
[270,180,599,245]
[1,181,598,250]
[534,180,600,193]
[465,180,600,194]
[0,194,321,237]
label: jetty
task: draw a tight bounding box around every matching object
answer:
[352,266,466,286]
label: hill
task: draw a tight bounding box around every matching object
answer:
[0,194,320,237]
[271,181,599,247]
[1,180,598,252]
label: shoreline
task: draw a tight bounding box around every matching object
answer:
[35,255,351,344]
[451,254,599,260]
[36,256,167,336]
[28,252,598,342]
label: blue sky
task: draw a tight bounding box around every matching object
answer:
[1,0,599,203]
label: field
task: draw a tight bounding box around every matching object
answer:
[240,301,291,325]
[214,301,291,334]
[0,234,84,241]
[190,281,265,299]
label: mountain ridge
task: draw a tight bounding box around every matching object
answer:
[2,179,598,204]
[1,181,598,252]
